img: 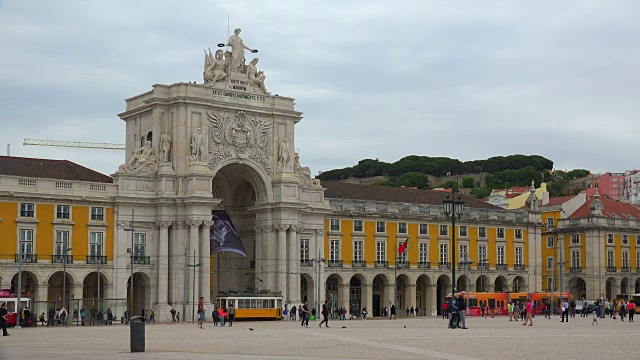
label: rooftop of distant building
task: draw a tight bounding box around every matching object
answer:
[0,156,113,183]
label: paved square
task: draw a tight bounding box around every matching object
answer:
[2,315,639,360]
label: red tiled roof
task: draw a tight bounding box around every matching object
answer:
[544,195,576,206]
[507,187,529,194]
[322,181,501,210]
[569,195,640,220]
[0,156,112,183]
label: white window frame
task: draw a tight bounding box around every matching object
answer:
[546,217,554,229]
[478,227,487,238]
[91,207,104,221]
[459,244,468,262]
[330,219,340,232]
[376,241,386,262]
[439,225,448,236]
[547,236,554,249]
[376,221,386,233]
[459,226,468,237]
[419,223,428,235]
[134,233,146,256]
[353,220,363,232]
[439,244,448,263]
[622,234,629,245]
[636,250,640,269]
[56,204,70,219]
[55,230,70,255]
[607,250,615,268]
[353,240,363,262]
[329,240,340,261]
[547,256,554,271]
[90,232,104,256]
[622,250,629,268]
[571,234,580,245]
[571,250,580,269]
[20,203,35,218]
[497,245,505,265]
[497,228,505,239]
[19,229,34,255]
[515,246,523,265]
[300,238,309,263]
[419,242,429,263]
[398,222,407,234]
[478,245,487,263]
[515,229,523,240]
[607,234,614,244]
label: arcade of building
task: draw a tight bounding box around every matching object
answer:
[2,35,640,321]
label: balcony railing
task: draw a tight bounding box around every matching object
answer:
[86,255,107,264]
[15,254,37,263]
[300,260,312,267]
[458,262,471,269]
[132,255,151,265]
[418,261,431,269]
[606,266,617,272]
[396,260,410,269]
[351,260,366,268]
[327,260,343,268]
[477,262,488,270]
[569,266,582,273]
[622,265,630,271]
[51,255,73,264]
[375,260,388,268]
[496,264,507,270]
[514,264,526,271]
[438,261,451,269]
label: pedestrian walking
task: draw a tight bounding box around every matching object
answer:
[319,301,330,328]
[561,300,569,323]
[448,294,459,329]
[59,307,68,326]
[80,307,86,326]
[197,297,205,329]
[212,308,219,326]
[290,305,296,321]
[410,306,415,317]
[300,302,309,327]
[170,308,176,322]
[47,307,55,326]
[219,307,226,326]
[489,301,495,318]
[106,308,113,325]
[442,302,448,319]
[480,302,485,318]
[0,303,9,336]
[593,300,600,325]
[629,301,635,322]
[458,293,468,329]
[523,300,533,326]
[390,304,397,320]
[620,301,627,321]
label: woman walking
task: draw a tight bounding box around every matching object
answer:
[523,300,533,326]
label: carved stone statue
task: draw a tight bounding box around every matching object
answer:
[294,153,321,187]
[247,58,268,94]
[224,28,256,73]
[118,141,157,174]
[159,130,171,162]
[204,49,228,84]
[278,137,290,169]
[231,114,252,148]
[191,128,205,162]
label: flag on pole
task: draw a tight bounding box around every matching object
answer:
[398,239,408,254]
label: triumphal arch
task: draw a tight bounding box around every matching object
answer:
[111,28,329,320]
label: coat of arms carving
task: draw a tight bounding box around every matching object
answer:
[207,110,272,174]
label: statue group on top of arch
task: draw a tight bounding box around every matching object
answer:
[117,140,158,175]
[203,28,269,94]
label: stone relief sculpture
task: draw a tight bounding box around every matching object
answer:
[207,110,272,174]
[159,130,171,162]
[191,128,205,162]
[247,58,268,94]
[294,153,321,187]
[223,28,257,73]
[203,49,228,84]
[118,141,157,175]
[277,137,290,169]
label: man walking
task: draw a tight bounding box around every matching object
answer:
[0,303,8,336]
[228,304,235,327]
[301,302,310,327]
[197,297,205,329]
[390,304,397,320]
[561,299,569,322]
[319,300,330,328]
[458,293,468,329]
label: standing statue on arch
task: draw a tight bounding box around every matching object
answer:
[223,28,257,73]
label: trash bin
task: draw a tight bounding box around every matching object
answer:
[130,316,145,353]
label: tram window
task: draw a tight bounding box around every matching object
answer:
[263,300,269,308]
[221,299,227,308]
[269,300,275,308]
[488,299,495,308]
[468,299,478,307]
[7,302,15,313]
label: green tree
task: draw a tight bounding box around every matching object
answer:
[462,177,475,188]
[440,180,459,192]
[470,187,492,199]
[397,172,431,189]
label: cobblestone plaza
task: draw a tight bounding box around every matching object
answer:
[2,316,638,360]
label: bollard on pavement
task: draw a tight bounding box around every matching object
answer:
[130,316,145,353]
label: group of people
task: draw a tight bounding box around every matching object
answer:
[196,297,235,328]
[445,293,469,329]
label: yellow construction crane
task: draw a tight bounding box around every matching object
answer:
[23,138,125,151]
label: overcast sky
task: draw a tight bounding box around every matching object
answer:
[1,0,638,177]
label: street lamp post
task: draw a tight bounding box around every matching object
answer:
[311,249,326,315]
[443,194,465,295]
[16,245,23,329]
[62,247,73,318]
[124,209,135,322]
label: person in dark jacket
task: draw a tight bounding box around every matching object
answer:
[458,293,468,329]
[319,301,330,328]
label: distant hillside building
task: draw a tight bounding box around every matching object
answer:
[487,182,549,209]
[624,170,640,204]
[597,172,625,200]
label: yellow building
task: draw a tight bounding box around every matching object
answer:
[0,156,116,314]
[541,190,640,300]
[304,181,540,316]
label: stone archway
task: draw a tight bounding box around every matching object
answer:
[372,274,390,317]
[635,278,640,294]
[476,275,490,292]
[457,275,470,292]
[47,271,74,310]
[325,274,344,312]
[10,270,39,299]
[349,274,366,317]
[568,277,586,300]
[606,277,618,300]
[416,274,433,316]
[621,277,630,297]
[494,275,508,292]
[513,276,526,293]
[436,274,451,316]
[127,272,151,319]
[83,272,109,312]
[300,273,314,305]
[396,274,412,311]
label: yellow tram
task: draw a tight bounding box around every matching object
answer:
[216,292,284,320]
